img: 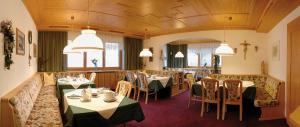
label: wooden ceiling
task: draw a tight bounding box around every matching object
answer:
[23,0,300,37]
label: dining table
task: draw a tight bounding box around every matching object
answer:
[56,77,96,111]
[191,80,256,100]
[147,76,173,93]
[63,89,145,127]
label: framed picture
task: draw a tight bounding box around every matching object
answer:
[16,28,25,55]
[272,40,280,61]
[33,43,37,57]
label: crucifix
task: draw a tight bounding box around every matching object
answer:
[240,40,251,60]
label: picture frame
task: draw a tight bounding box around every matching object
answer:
[16,28,25,55]
[272,40,280,61]
[33,43,37,57]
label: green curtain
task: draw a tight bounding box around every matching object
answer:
[38,31,67,72]
[167,44,187,68]
[124,37,143,70]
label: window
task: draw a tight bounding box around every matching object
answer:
[105,43,119,67]
[67,42,121,69]
[67,53,84,67]
[86,51,103,67]
[188,49,198,67]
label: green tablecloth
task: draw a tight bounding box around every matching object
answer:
[148,77,173,93]
[191,84,256,100]
[63,89,145,127]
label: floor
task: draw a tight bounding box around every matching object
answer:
[126,91,288,127]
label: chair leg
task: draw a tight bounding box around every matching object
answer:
[239,104,243,121]
[133,88,136,100]
[222,103,226,120]
[137,90,140,101]
[201,102,204,117]
[217,103,220,120]
[145,92,149,104]
[206,103,209,112]
[155,92,157,101]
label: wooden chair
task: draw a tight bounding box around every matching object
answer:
[201,78,220,120]
[187,73,198,108]
[188,80,203,109]
[115,81,132,97]
[125,71,137,100]
[222,80,243,121]
[137,72,157,104]
[89,72,96,83]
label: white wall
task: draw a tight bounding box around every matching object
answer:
[0,0,38,125]
[144,30,267,74]
[267,6,300,81]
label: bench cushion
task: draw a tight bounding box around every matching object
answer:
[10,89,34,127]
[25,86,63,127]
[254,88,279,107]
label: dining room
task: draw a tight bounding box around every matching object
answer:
[1,0,300,127]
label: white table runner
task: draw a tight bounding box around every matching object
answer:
[64,89,125,119]
[58,78,91,89]
[147,76,170,88]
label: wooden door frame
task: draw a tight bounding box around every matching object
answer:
[287,16,300,126]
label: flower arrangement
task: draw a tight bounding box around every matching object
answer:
[91,58,98,71]
[1,20,15,70]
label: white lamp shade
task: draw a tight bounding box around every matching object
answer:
[63,40,81,54]
[72,29,104,52]
[139,48,153,57]
[215,43,234,56]
[175,51,184,58]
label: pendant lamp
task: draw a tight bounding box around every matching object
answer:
[139,29,153,57]
[71,0,104,52]
[215,17,234,56]
[175,41,184,58]
[63,16,81,54]
[63,40,81,54]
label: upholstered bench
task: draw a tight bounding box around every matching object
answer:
[210,74,285,120]
[1,73,63,127]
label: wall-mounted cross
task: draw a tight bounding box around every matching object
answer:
[240,40,251,60]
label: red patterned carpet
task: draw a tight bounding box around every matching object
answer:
[126,91,288,127]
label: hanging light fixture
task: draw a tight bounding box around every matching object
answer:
[139,29,153,57]
[71,0,104,52]
[63,16,81,54]
[215,17,234,56]
[175,40,184,58]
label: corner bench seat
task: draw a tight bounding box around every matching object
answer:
[1,74,63,127]
[210,74,285,120]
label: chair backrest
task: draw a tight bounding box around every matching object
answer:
[137,72,149,89]
[172,73,180,85]
[126,71,136,84]
[186,73,195,88]
[89,72,96,83]
[223,80,243,102]
[115,81,132,97]
[201,78,219,101]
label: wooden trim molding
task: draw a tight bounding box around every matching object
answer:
[287,16,300,127]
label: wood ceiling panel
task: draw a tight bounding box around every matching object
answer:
[23,0,300,36]
[256,0,300,32]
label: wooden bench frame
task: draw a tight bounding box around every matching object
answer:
[259,76,285,120]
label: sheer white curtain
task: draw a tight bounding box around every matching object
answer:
[105,43,119,67]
